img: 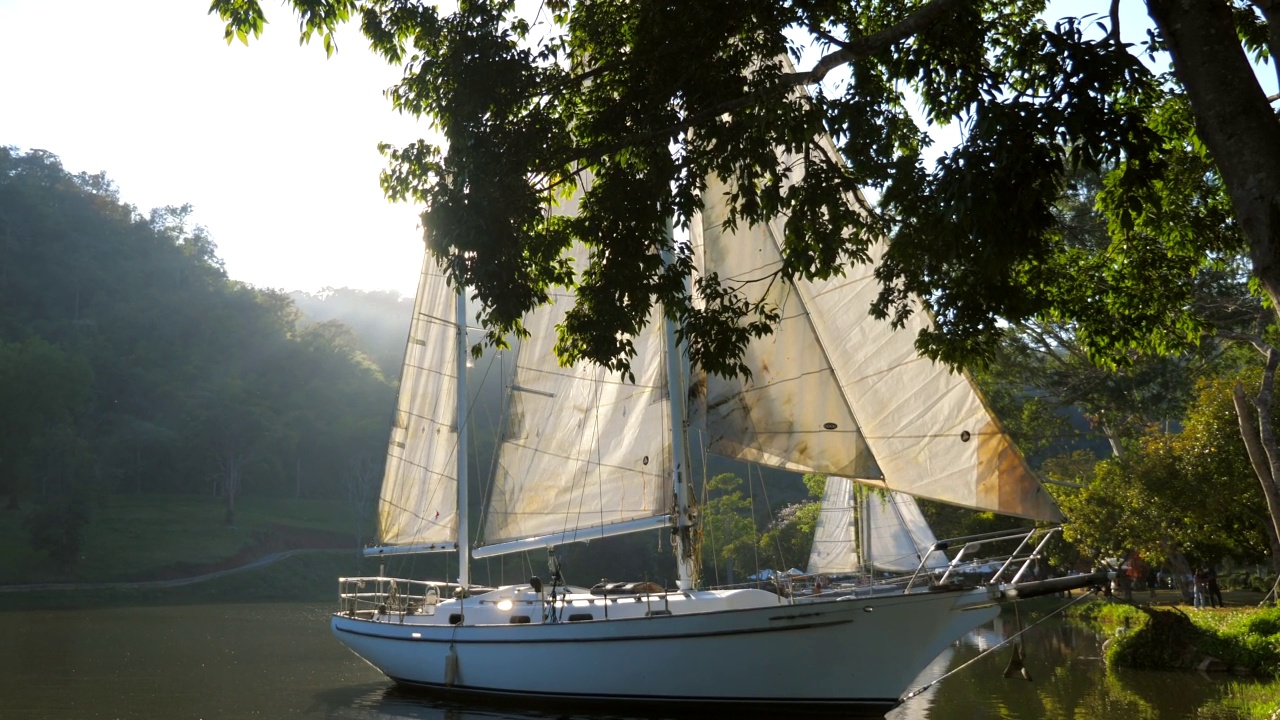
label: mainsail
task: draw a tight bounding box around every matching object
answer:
[374,250,462,551]
[808,477,948,575]
[477,191,675,554]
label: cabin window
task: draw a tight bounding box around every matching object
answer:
[567,613,595,622]
[449,614,463,625]
[509,615,531,624]
[646,610,672,617]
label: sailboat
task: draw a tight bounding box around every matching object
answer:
[331,142,1104,713]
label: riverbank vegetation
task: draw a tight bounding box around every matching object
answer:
[1066,599,1280,718]
[1072,601,1280,676]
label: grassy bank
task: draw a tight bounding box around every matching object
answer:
[0,494,357,585]
[1067,599,1280,719]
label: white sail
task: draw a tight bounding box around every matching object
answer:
[808,477,860,575]
[808,477,948,575]
[692,154,1062,522]
[375,250,461,550]
[479,198,674,551]
[688,211,878,479]
[862,489,948,573]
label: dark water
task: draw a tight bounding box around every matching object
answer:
[0,601,1257,719]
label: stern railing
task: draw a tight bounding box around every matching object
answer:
[337,576,460,617]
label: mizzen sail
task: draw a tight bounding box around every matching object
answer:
[375,250,462,550]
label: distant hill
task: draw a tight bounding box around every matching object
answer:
[289,287,413,380]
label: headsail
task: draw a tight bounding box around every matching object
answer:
[808,477,948,575]
[374,249,462,552]
[689,200,878,480]
[477,192,675,555]
[691,141,1063,522]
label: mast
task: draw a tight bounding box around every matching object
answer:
[862,486,873,575]
[662,218,696,590]
[454,287,471,590]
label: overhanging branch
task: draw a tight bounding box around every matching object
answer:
[788,0,972,86]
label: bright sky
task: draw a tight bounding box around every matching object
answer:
[0,0,430,297]
[3,2,1275,298]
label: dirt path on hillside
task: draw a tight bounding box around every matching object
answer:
[0,549,340,593]
[0,524,357,593]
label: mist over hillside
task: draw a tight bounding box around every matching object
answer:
[289,288,413,380]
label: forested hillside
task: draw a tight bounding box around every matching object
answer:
[0,147,396,566]
[290,288,412,379]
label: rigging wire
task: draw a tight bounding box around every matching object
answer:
[693,428,723,586]
[747,463,762,578]
[757,467,786,571]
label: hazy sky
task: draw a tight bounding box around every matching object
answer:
[3,2,1275,298]
[1,0,430,296]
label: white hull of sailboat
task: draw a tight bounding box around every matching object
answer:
[331,585,998,711]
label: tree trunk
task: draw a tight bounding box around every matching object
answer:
[1232,370,1280,573]
[219,450,243,527]
[1099,417,1125,459]
[1147,1,1280,317]
[1152,0,1280,573]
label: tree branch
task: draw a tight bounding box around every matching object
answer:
[788,0,972,86]
[1236,348,1280,564]
[1216,328,1272,355]
[1107,0,1123,48]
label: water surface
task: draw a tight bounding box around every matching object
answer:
[0,601,1256,719]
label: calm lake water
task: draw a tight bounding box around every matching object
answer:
[0,601,1257,719]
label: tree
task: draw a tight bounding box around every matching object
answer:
[0,146,398,512]
[22,493,90,569]
[699,473,759,584]
[211,1,1280,549]
[290,287,413,379]
[0,338,93,508]
[213,0,1276,374]
[757,473,826,571]
[346,452,381,553]
[1055,372,1277,572]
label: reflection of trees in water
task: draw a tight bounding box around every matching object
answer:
[892,615,1251,720]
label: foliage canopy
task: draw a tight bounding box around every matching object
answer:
[212,0,1279,380]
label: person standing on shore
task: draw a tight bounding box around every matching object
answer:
[1206,567,1223,608]
[1193,567,1207,609]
